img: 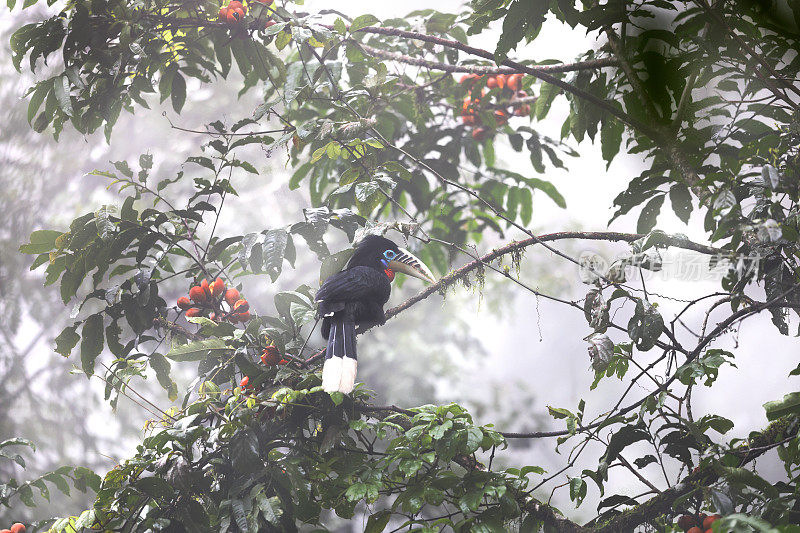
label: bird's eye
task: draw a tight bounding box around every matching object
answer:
[383,250,397,260]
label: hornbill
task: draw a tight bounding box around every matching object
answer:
[316,235,436,393]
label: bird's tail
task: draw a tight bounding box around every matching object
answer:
[321,316,358,394]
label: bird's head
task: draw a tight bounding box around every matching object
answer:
[348,235,436,283]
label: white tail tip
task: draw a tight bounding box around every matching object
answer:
[322,357,343,393]
[339,357,357,394]
[321,356,358,394]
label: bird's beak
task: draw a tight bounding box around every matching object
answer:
[388,248,436,283]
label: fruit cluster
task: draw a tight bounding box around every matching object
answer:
[676,513,721,533]
[261,345,288,366]
[0,523,26,533]
[239,346,289,390]
[217,0,276,28]
[459,73,530,141]
[177,278,252,323]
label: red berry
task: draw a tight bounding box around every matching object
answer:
[278,359,288,365]
[211,278,225,298]
[240,376,250,388]
[233,299,249,313]
[703,515,721,529]
[185,308,201,318]
[189,286,206,304]
[218,6,229,20]
[261,345,281,365]
[225,288,240,306]
[687,527,703,533]
[263,19,277,27]
[228,0,244,10]
[177,296,192,310]
[10,525,26,533]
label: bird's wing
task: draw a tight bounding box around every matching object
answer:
[316,266,387,303]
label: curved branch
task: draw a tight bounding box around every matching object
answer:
[343,24,656,136]
[356,42,619,76]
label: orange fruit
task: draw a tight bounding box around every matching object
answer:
[227,7,244,22]
[200,279,211,298]
[218,6,229,20]
[703,515,721,529]
[177,296,192,310]
[236,311,251,322]
[508,73,523,91]
[240,376,250,388]
[233,299,249,313]
[211,278,225,298]
[228,0,244,10]
[261,346,281,365]
[687,527,703,533]
[1,529,12,533]
[225,288,240,306]
[494,109,508,126]
[185,308,201,318]
[487,76,498,89]
[189,286,206,304]
[10,524,25,533]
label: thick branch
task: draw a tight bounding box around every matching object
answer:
[361,230,721,334]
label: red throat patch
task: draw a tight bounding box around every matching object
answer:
[384,268,395,281]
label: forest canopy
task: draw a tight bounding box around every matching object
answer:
[3,0,800,531]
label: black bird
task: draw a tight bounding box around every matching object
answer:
[316,235,435,393]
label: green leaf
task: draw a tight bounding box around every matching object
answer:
[600,118,624,165]
[53,75,73,116]
[320,248,354,285]
[637,195,664,233]
[350,14,379,32]
[669,185,693,224]
[535,83,560,120]
[569,477,587,505]
[135,477,174,500]
[166,338,230,362]
[715,465,778,499]
[54,325,80,357]
[80,314,104,376]
[171,72,187,113]
[365,510,391,533]
[329,391,344,406]
[604,425,650,464]
[20,229,62,254]
[764,392,800,421]
[526,177,566,208]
